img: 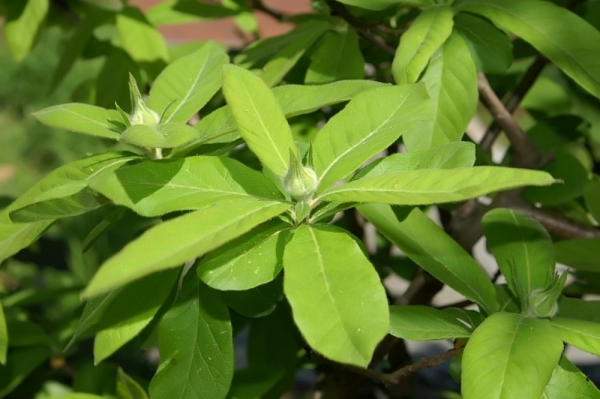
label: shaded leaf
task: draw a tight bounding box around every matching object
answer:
[117,367,149,399]
[358,204,498,314]
[305,27,364,84]
[223,274,283,318]
[4,0,49,62]
[116,6,168,62]
[93,269,179,364]
[554,238,600,272]
[337,0,434,11]
[149,278,233,399]
[482,209,554,303]
[455,0,600,99]
[0,346,50,398]
[389,305,474,340]
[454,13,513,74]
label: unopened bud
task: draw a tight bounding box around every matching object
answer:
[282,149,318,201]
[127,73,159,126]
[529,272,567,318]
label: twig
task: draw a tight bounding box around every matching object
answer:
[250,0,284,20]
[317,345,464,386]
[511,203,600,239]
[477,72,544,168]
[480,56,549,151]
[325,0,396,56]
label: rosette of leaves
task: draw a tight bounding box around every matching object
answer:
[386,208,600,399]
[0,61,557,397]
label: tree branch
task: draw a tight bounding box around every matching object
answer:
[480,56,549,151]
[325,0,396,56]
[250,0,284,20]
[316,344,464,386]
[477,72,545,169]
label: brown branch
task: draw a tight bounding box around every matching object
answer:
[512,203,600,239]
[317,344,464,386]
[480,56,549,151]
[250,0,284,20]
[477,71,544,169]
[325,0,396,56]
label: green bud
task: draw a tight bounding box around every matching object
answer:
[282,149,318,201]
[529,272,568,318]
[127,73,159,126]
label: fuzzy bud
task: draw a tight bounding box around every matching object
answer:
[127,73,159,126]
[282,149,318,201]
[529,272,567,318]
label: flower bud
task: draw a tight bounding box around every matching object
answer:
[282,149,318,201]
[127,73,159,126]
[529,272,567,318]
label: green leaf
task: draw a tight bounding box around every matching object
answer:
[9,153,136,222]
[180,80,386,152]
[283,225,389,367]
[149,278,233,399]
[319,167,555,205]
[90,156,282,217]
[222,64,297,180]
[389,305,474,340]
[6,320,48,347]
[81,0,123,11]
[337,0,434,11]
[51,11,111,91]
[524,150,591,206]
[543,356,600,399]
[0,303,5,364]
[260,21,330,87]
[358,204,498,314]
[403,31,478,151]
[0,346,50,398]
[558,298,600,323]
[119,123,200,149]
[454,0,600,99]
[148,42,228,123]
[223,274,283,318]
[33,103,123,139]
[198,221,291,291]
[94,269,179,364]
[117,368,149,399]
[550,317,600,356]
[4,0,49,62]
[0,153,134,263]
[584,179,600,222]
[96,50,141,113]
[554,238,600,272]
[312,84,432,193]
[353,141,476,180]
[462,313,563,399]
[305,27,364,84]
[482,209,554,304]
[116,6,169,63]
[392,5,454,84]
[454,13,513,74]
[65,291,120,352]
[146,0,236,26]
[82,199,290,298]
